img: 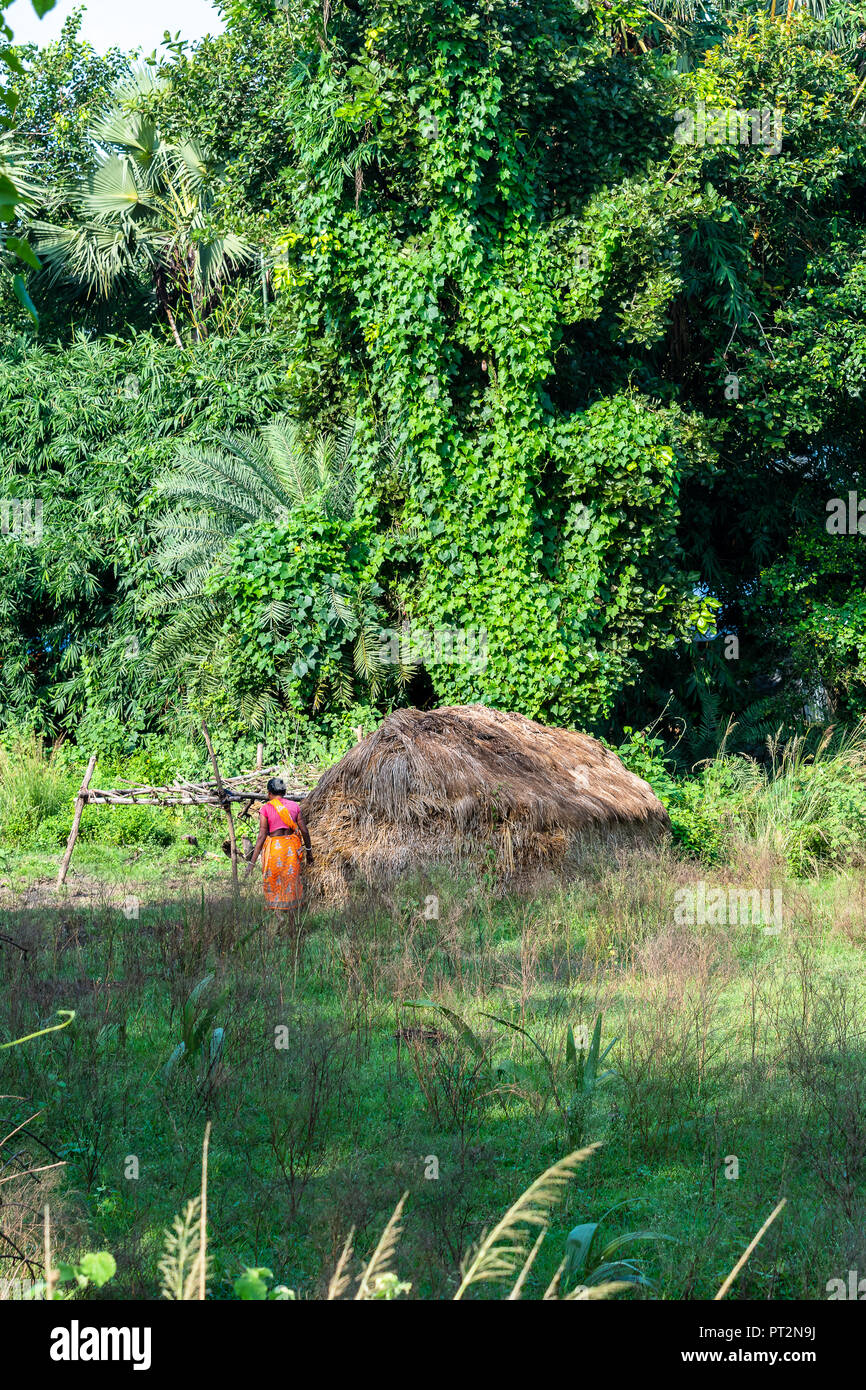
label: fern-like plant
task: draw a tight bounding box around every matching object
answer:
[141,417,412,719]
[158,1196,209,1301]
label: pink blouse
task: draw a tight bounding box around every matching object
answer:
[260,797,301,834]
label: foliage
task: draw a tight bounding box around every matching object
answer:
[0,732,71,841]
[640,721,866,871]
[2,0,866,770]
[33,74,253,345]
[233,1266,295,1299]
[564,1209,673,1293]
[0,330,293,735]
[11,10,129,193]
[28,1250,116,1300]
[0,0,59,319]
[142,415,409,718]
[221,504,407,714]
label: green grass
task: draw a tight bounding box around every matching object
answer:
[3,849,866,1301]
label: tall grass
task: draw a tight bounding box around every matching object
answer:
[730,724,866,873]
[0,736,72,843]
[654,722,866,873]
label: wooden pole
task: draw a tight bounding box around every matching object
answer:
[201,722,238,892]
[252,746,263,860]
[56,754,97,890]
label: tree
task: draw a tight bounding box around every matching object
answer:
[143,419,413,719]
[10,9,129,191]
[0,0,58,320]
[5,0,866,745]
[32,76,253,346]
[0,330,295,737]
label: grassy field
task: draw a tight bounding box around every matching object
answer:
[3,840,866,1301]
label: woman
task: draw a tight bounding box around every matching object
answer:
[247,777,313,911]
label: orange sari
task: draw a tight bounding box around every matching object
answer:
[261,798,303,910]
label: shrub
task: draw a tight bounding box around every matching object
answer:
[79,805,175,848]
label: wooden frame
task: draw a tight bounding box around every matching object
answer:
[55,726,313,890]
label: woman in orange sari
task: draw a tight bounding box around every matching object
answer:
[247,777,313,911]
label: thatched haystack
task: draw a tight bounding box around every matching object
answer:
[303,705,669,895]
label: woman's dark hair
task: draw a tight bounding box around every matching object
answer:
[267,776,286,796]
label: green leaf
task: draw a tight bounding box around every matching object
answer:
[78,1252,117,1287]
[598,1230,677,1261]
[583,1260,651,1288]
[565,1222,598,1275]
[12,275,38,323]
[6,237,40,271]
[234,1267,272,1300]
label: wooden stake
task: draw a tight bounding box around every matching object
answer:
[256,743,264,771]
[201,723,238,891]
[56,753,97,889]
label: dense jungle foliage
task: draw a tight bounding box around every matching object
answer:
[1,0,865,764]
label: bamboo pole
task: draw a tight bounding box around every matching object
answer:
[56,753,97,889]
[201,722,238,891]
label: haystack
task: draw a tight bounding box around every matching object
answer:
[303,705,669,895]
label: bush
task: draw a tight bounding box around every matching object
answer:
[617,721,866,874]
[79,805,175,848]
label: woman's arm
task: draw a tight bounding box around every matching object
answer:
[247,813,269,874]
[296,808,313,863]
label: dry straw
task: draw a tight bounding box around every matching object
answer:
[304,704,669,897]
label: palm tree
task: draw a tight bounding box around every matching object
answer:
[148,416,359,589]
[0,133,45,318]
[142,418,413,720]
[31,76,252,346]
